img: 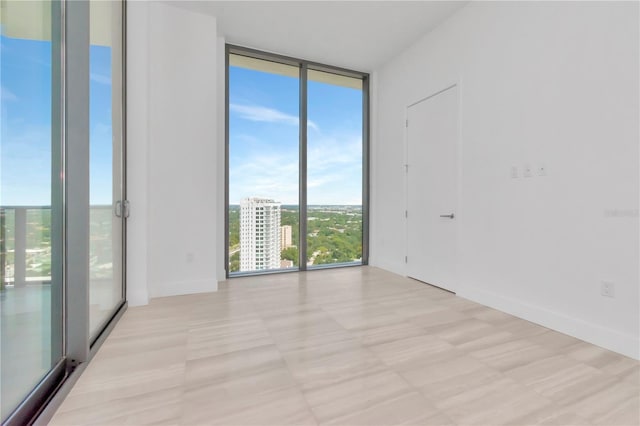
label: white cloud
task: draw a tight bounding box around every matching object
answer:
[229,148,299,204]
[229,119,363,205]
[90,72,111,85]
[230,103,319,131]
[307,175,338,188]
[308,133,362,172]
[230,133,363,205]
[1,86,18,102]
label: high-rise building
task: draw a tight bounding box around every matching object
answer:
[280,225,292,249]
[240,197,281,271]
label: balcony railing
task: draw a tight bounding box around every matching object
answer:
[0,205,113,290]
[1,206,52,288]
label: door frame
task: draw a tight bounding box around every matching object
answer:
[403,81,463,291]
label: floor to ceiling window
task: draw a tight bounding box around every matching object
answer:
[306,70,364,267]
[1,2,64,421]
[228,55,300,274]
[0,1,126,423]
[226,46,369,276]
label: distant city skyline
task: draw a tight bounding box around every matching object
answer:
[229,196,363,272]
[229,203,363,207]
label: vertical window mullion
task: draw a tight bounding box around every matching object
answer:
[362,75,370,265]
[64,0,91,364]
[51,0,66,369]
[224,46,230,276]
[299,63,308,271]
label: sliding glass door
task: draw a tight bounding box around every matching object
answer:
[1,0,126,422]
[1,1,64,421]
[227,47,368,276]
[89,0,125,340]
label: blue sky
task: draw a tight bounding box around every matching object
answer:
[229,65,363,205]
[1,35,362,207]
[1,34,114,206]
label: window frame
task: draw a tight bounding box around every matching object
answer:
[225,44,370,277]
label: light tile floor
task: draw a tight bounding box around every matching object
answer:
[50,267,640,425]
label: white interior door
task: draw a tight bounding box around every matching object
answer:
[406,85,459,292]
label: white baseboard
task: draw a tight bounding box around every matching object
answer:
[457,286,640,360]
[152,279,219,299]
[369,257,406,277]
[126,294,149,307]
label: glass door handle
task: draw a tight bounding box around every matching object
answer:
[439,213,455,219]
[114,201,129,218]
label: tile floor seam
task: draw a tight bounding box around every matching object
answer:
[255,302,322,426]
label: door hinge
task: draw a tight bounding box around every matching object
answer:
[405,210,408,218]
[405,119,409,128]
[404,164,409,173]
[405,256,408,263]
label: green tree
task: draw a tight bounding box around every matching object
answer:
[281,246,299,266]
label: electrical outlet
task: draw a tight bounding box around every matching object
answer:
[601,281,615,298]
[537,164,547,176]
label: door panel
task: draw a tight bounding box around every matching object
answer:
[0,1,65,420]
[89,0,124,339]
[406,86,458,292]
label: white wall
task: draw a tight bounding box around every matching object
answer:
[127,1,225,303]
[372,2,639,358]
[126,1,150,306]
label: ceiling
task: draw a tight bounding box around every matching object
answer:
[169,1,469,72]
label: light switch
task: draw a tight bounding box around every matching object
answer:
[524,164,533,178]
[510,166,518,179]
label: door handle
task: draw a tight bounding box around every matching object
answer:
[115,200,130,218]
[440,213,455,219]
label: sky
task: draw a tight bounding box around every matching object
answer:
[1,34,114,206]
[229,64,363,206]
[1,33,362,207]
